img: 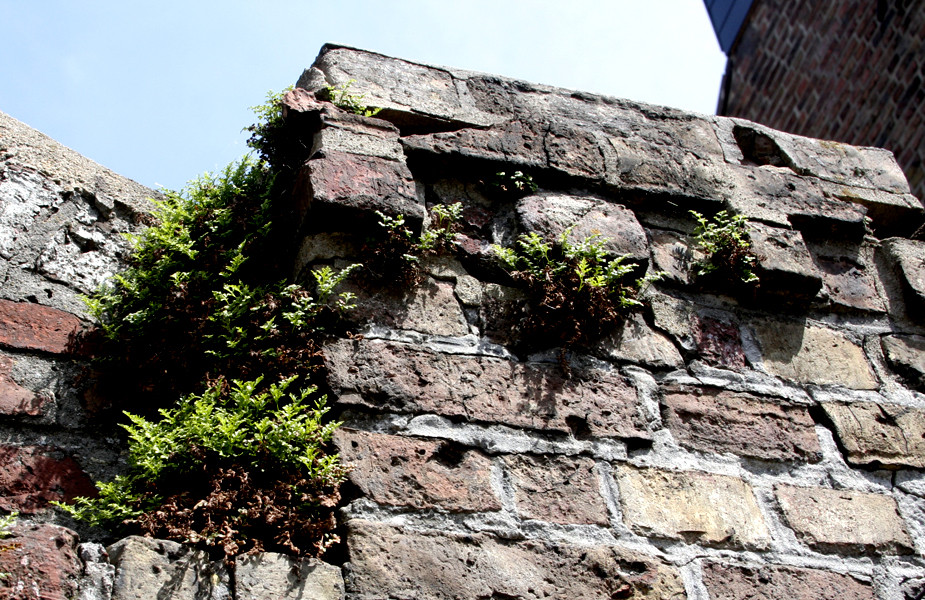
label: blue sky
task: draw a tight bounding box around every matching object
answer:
[1,1,726,193]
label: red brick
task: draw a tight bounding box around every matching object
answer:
[693,316,746,369]
[335,429,500,513]
[325,339,650,442]
[0,357,47,417]
[0,445,96,513]
[298,150,422,224]
[703,562,875,600]
[503,455,608,525]
[0,522,82,600]
[0,300,82,355]
[723,0,925,201]
[662,386,822,462]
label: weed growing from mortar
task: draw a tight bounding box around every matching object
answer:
[493,229,662,366]
[486,170,538,198]
[60,91,356,559]
[319,79,382,117]
[59,378,347,557]
[0,512,17,580]
[689,210,759,286]
[366,202,463,284]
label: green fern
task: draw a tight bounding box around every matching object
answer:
[689,210,759,284]
[319,80,382,117]
[56,377,346,531]
[492,228,663,354]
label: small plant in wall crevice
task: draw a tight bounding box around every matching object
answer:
[318,79,382,117]
[58,90,355,561]
[57,377,346,558]
[365,202,463,284]
[484,170,538,199]
[492,229,663,367]
[689,210,759,287]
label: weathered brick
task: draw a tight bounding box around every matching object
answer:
[0,356,47,416]
[335,429,499,513]
[775,484,914,554]
[596,312,684,369]
[702,562,875,600]
[882,334,925,392]
[806,238,884,312]
[515,194,649,263]
[344,519,686,600]
[478,283,527,347]
[0,445,96,513]
[544,121,606,179]
[345,277,469,337]
[0,299,82,355]
[310,106,405,161]
[503,455,608,525]
[748,221,823,300]
[822,401,925,469]
[601,120,730,202]
[235,553,344,600]
[108,536,231,600]
[281,86,327,116]
[692,314,746,369]
[648,229,698,286]
[616,466,771,549]
[298,150,423,225]
[649,293,696,352]
[325,339,650,441]
[0,522,82,600]
[881,238,925,312]
[662,387,822,462]
[753,321,878,390]
[402,120,548,171]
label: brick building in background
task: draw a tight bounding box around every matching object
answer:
[705,0,925,206]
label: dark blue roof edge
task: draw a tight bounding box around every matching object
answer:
[703,0,756,53]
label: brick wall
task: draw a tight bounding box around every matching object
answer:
[0,110,155,598]
[719,0,925,203]
[293,45,925,600]
[3,44,925,598]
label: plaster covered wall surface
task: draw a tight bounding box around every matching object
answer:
[2,44,925,599]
